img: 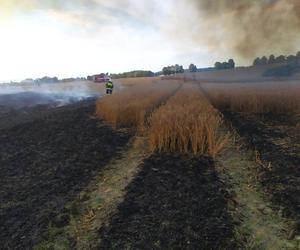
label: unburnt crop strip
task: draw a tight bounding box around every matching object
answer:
[147,83,228,157]
[96,81,228,156]
[96,80,181,129]
[203,83,300,115]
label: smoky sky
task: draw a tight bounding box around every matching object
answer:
[2,0,300,65]
[187,0,300,59]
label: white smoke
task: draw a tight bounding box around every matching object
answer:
[0,81,104,109]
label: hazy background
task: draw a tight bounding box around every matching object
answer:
[0,0,300,81]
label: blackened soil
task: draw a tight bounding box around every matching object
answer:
[0,100,131,249]
[223,111,300,229]
[99,154,237,249]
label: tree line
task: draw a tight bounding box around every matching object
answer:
[20,76,59,84]
[253,52,300,66]
[162,63,215,74]
[187,64,215,73]
[214,59,235,70]
[162,64,184,75]
[161,60,236,75]
[188,64,197,72]
[20,76,87,84]
[258,52,300,77]
[110,70,155,79]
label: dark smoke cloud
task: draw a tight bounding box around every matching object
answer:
[188,0,300,59]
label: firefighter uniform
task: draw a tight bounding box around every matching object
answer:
[106,81,114,94]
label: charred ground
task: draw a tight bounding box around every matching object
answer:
[0,100,131,249]
[99,154,237,249]
[222,111,300,233]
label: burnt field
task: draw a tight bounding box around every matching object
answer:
[223,111,300,230]
[0,100,131,249]
[201,82,300,235]
[99,154,237,249]
[1,78,300,249]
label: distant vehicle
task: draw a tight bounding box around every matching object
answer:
[93,73,110,83]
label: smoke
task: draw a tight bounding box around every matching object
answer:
[0,82,102,109]
[184,0,300,60]
[2,0,300,65]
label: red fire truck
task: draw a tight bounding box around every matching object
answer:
[93,73,109,83]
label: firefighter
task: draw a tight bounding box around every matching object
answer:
[105,80,114,94]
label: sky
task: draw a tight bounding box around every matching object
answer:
[0,0,299,82]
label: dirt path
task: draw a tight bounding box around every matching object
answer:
[217,136,298,249]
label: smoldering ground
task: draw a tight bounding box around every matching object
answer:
[0,81,104,109]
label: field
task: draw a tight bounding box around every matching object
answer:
[0,100,131,249]
[170,65,300,83]
[1,75,300,249]
[96,79,180,129]
[200,82,300,232]
[99,154,236,249]
[146,83,229,156]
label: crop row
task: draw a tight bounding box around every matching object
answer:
[202,83,300,115]
[96,81,228,156]
[96,79,181,128]
[147,83,228,156]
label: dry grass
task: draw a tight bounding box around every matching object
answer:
[202,83,300,115]
[147,83,229,157]
[96,79,180,129]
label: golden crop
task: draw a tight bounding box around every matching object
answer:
[96,79,181,129]
[147,83,228,157]
[96,79,229,157]
[202,83,300,115]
